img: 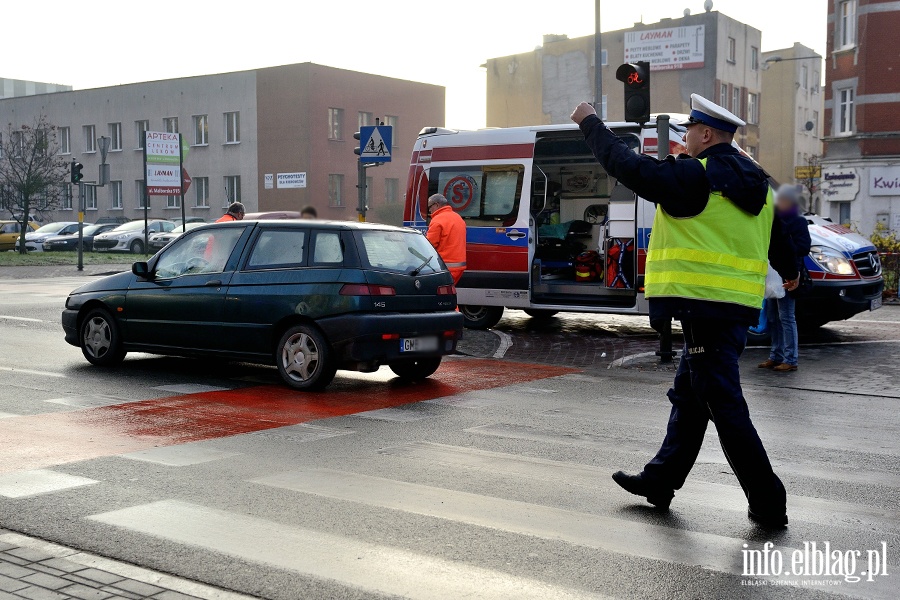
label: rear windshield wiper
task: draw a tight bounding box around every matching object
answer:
[408,246,433,276]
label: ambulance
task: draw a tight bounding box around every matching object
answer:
[403,119,884,331]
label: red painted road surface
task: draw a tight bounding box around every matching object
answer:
[0,359,574,473]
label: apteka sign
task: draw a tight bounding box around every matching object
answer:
[145,131,182,195]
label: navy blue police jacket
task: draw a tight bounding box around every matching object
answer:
[579,114,800,326]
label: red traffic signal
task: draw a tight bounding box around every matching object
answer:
[616,61,651,124]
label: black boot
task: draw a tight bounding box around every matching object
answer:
[611,471,674,509]
[747,508,788,529]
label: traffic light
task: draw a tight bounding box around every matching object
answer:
[353,131,361,156]
[615,61,651,124]
[70,161,84,184]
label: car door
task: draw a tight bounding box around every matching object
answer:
[125,226,250,351]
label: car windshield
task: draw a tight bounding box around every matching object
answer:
[355,230,442,274]
[82,225,106,236]
[33,223,69,234]
[110,221,147,233]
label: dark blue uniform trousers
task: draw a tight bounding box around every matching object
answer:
[642,318,787,515]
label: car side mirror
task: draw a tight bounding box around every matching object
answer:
[132,261,153,279]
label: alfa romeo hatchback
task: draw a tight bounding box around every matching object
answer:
[62,220,463,390]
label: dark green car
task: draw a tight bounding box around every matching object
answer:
[62,220,463,390]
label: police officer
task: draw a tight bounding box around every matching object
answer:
[570,94,799,528]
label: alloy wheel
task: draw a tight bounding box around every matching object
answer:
[281,332,320,381]
[83,316,112,359]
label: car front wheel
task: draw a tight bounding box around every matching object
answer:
[130,239,144,254]
[390,357,442,381]
[276,324,337,391]
[80,308,126,366]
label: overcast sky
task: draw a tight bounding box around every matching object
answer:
[6,0,826,129]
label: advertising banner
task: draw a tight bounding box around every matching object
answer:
[145,131,182,195]
[276,172,307,189]
[624,25,705,71]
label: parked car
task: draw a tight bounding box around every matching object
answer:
[43,223,119,252]
[16,222,85,252]
[243,211,303,220]
[0,220,39,251]
[94,217,130,226]
[92,220,175,254]
[62,220,463,390]
[172,217,207,227]
[148,222,206,251]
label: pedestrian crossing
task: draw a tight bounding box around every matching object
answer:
[0,374,896,599]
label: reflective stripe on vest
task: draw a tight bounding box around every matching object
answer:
[644,157,774,310]
[445,261,467,268]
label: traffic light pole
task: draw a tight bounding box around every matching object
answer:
[594,0,602,109]
[77,183,85,272]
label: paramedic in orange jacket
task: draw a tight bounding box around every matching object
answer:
[425,194,467,284]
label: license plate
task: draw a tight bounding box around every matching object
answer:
[399,337,439,353]
[871,296,883,311]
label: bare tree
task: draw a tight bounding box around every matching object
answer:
[0,115,68,253]
[797,154,822,214]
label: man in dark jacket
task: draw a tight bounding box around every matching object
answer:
[571,94,799,528]
[759,185,812,372]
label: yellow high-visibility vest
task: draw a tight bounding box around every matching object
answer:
[644,157,774,310]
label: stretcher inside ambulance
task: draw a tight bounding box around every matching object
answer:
[405,120,883,331]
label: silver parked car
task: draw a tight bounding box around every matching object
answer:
[92,220,175,254]
[148,222,206,251]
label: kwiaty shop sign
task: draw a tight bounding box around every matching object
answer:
[869,166,900,196]
[145,131,183,196]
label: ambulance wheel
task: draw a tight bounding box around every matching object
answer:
[524,309,558,320]
[460,305,504,330]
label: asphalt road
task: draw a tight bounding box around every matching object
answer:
[0,275,897,600]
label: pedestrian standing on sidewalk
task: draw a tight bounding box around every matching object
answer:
[759,185,812,373]
[425,194,467,285]
[571,94,799,528]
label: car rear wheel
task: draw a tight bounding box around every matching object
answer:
[459,305,504,330]
[129,239,144,254]
[276,324,337,391]
[390,357,442,380]
[80,308,126,366]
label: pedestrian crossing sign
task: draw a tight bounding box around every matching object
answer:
[359,125,392,163]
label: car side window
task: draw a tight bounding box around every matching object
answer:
[312,231,344,265]
[162,222,175,232]
[246,230,306,270]
[155,228,244,279]
[1,224,16,233]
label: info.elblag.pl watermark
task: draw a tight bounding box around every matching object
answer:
[741,541,890,587]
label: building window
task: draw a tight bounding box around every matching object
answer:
[58,127,70,155]
[135,120,149,149]
[358,111,373,129]
[328,174,344,207]
[83,125,96,153]
[60,185,72,210]
[812,110,819,137]
[838,0,857,49]
[838,202,851,225]
[163,117,178,134]
[800,65,808,90]
[732,88,741,116]
[165,194,179,209]
[745,146,757,159]
[136,181,147,208]
[328,108,344,140]
[385,178,400,204]
[193,115,208,145]
[727,37,736,63]
[750,46,759,71]
[224,112,240,144]
[747,93,759,125]
[9,131,23,157]
[110,181,123,209]
[600,95,608,120]
[85,186,97,210]
[812,70,820,90]
[224,175,241,204]
[194,177,209,207]
[720,83,728,108]
[837,87,855,135]
[109,122,122,151]
[385,115,399,148]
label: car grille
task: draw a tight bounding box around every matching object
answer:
[852,251,882,277]
[93,239,118,249]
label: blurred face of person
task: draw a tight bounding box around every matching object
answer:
[776,195,795,214]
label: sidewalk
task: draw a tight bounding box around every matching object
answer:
[0,530,252,600]
[0,265,127,280]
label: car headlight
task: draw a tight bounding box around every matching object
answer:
[116,234,130,240]
[809,246,855,275]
